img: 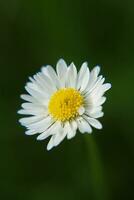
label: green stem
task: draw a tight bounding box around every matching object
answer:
[85,135,109,200]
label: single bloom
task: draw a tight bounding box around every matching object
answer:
[18,59,111,150]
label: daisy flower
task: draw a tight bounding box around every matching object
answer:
[18,59,111,150]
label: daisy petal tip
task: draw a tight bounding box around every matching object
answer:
[20,94,24,99]
[96,65,101,71]
[69,62,75,67]
[100,112,104,118]
[17,109,22,114]
[41,66,46,72]
[67,134,75,140]
[17,110,20,114]
[25,130,37,135]
[98,124,103,130]
[25,130,31,135]
[108,83,112,89]
[84,61,88,66]
[95,64,101,67]
[81,61,88,69]
[47,144,53,151]
[82,130,92,134]
[67,135,71,140]
[86,129,92,134]
[18,118,23,124]
[105,83,112,91]
[28,76,33,82]
[96,121,103,129]
[36,135,42,141]
[57,58,66,65]
[87,128,93,134]
[46,136,55,151]
[93,65,101,75]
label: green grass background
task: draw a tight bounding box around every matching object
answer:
[0,0,134,199]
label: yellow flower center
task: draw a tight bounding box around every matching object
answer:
[48,88,84,122]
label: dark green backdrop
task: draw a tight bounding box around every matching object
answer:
[0,0,134,199]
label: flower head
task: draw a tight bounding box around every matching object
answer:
[18,59,111,150]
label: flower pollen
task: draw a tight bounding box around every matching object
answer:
[48,88,84,122]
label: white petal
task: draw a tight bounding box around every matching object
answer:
[34,72,57,94]
[53,126,67,147]
[47,136,54,151]
[20,94,37,104]
[21,103,46,110]
[17,108,44,115]
[85,66,100,92]
[56,59,68,87]
[90,111,104,118]
[42,65,61,89]
[95,97,106,106]
[66,62,77,88]
[47,125,65,150]
[85,75,105,96]
[67,120,77,139]
[27,116,53,132]
[25,86,48,102]
[37,121,61,140]
[28,76,45,94]
[27,76,52,97]
[37,131,51,140]
[19,115,44,126]
[84,116,102,129]
[85,94,106,107]
[92,65,100,76]
[88,82,111,102]
[76,62,90,91]
[102,83,112,92]
[65,122,73,139]
[85,106,103,116]
[77,117,92,133]
[25,129,38,135]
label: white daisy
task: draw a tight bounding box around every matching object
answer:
[18,59,111,150]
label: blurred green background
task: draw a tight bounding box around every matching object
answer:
[0,0,134,199]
